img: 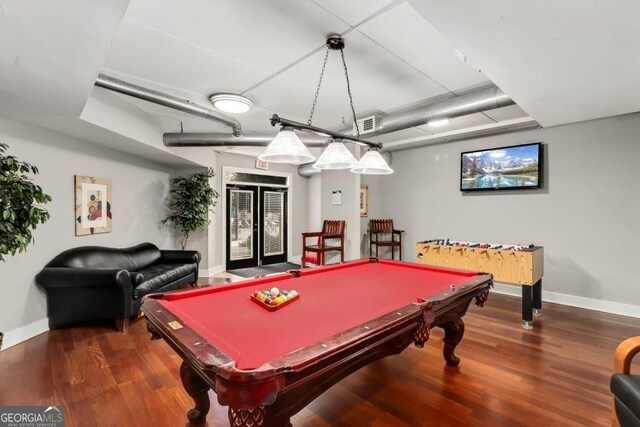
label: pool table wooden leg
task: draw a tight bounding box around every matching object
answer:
[441,318,465,367]
[180,361,210,425]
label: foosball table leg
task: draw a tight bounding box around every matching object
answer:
[533,278,542,317]
[522,285,535,330]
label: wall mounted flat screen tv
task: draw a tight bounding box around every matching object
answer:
[460,142,542,191]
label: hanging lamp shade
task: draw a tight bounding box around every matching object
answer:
[313,140,358,170]
[351,149,393,175]
[258,127,315,165]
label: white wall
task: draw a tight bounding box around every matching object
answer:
[366,113,640,313]
[0,117,176,349]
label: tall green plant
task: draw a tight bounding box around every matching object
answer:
[163,167,219,250]
[0,143,52,261]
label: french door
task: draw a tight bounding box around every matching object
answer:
[226,185,288,270]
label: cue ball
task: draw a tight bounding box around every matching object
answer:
[270,287,280,297]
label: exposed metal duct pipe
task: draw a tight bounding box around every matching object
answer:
[298,151,392,177]
[163,133,328,147]
[95,74,242,136]
[371,86,514,136]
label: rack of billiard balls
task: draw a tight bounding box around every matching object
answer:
[251,287,299,311]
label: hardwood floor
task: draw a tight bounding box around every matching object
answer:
[1,292,638,427]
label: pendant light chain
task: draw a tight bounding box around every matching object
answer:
[340,49,360,139]
[307,41,360,139]
[307,47,330,126]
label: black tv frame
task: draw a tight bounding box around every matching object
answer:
[460,142,543,192]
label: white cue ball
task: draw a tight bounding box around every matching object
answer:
[270,287,280,297]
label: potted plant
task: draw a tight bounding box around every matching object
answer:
[0,143,52,262]
[163,167,219,250]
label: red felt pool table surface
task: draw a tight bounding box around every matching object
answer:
[158,259,479,369]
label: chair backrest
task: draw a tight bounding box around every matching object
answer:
[322,220,345,235]
[369,219,394,234]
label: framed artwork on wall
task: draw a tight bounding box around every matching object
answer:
[75,175,112,235]
[360,184,368,217]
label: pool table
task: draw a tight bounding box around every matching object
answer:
[141,258,493,426]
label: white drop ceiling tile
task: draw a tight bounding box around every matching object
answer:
[278,31,448,115]
[310,0,398,26]
[124,0,350,74]
[105,22,269,101]
[357,2,489,92]
[0,0,129,117]
[417,112,493,133]
[482,105,530,122]
[407,0,640,126]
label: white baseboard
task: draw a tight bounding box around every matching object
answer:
[2,318,49,351]
[199,265,224,278]
[492,282,640,319]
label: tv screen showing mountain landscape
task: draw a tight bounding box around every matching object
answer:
[461,143,541,191]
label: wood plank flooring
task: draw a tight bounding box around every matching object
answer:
[1,292,638,426]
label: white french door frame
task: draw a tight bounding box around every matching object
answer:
[222,167,292,270]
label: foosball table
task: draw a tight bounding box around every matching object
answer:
[416,239,544,329]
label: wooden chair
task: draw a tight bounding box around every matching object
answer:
[301,220,345,268]
[369,219,404,260]
[611,336,640,427]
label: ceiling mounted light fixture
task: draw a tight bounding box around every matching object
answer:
[351,148,393,175]
[209,93,253,113]
[257,127,315,165]
[427,118,450,128]
[260,35,392,174]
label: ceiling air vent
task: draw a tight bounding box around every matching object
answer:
[353,115,377,135]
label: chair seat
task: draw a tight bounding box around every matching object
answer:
[372,241,401,246]
[304,244,343,251]
[611,374,640,425]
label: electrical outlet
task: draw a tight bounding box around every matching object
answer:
[444,153,449,160]
[435,154,440,162]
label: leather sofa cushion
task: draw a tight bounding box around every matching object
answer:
[133,263,196,299]
[611,374,640,422]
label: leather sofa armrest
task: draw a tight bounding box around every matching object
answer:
[160,250,201,265]
[36,267,133,289]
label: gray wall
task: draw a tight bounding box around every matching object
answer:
[365,113,640,306]
[320,169,361,261]
[0,117,175,345]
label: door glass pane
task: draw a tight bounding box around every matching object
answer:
[263,191,284,256]
[230,190,253,261]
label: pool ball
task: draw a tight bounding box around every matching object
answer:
[290,290,298,297]
[270,287,280,297]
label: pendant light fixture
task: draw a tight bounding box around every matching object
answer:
[351,148,393,175]
[257,127,315,165]
[313,139,358,170]
[260,35,392,175]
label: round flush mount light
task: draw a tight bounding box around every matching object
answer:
[209,93,253,114]
[427,118,450,128]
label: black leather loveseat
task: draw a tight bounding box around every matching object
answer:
[36,243,201,332]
